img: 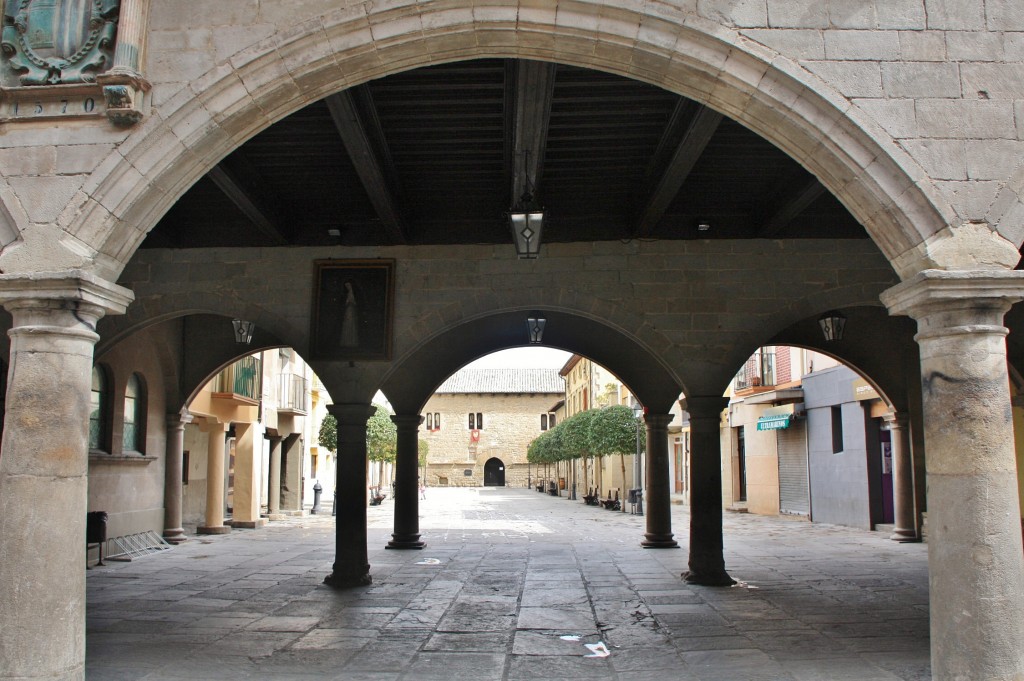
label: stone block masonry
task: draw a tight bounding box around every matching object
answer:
[421,393,561,487]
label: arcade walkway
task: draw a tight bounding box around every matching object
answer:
[86,488,929,680]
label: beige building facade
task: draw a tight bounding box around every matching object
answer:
[421,369,563,488]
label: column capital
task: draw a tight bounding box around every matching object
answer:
[681,395,729,422]
[0,270,134,317]
[881,412,909,430]
[881,269,1024,319]
[643,412,674,430]
[167,411,193,429]
[327,402,376,426]
[391,414,424,430]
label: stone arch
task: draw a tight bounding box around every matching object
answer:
[380,308,684,415]
[484,457,506,487]
[988,164,1024,248]
[96,293,300,358]
[31,2,956,281]
[0,182,23,260]
[766,305,918,413]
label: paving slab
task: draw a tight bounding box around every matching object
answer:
[86,487,929,680]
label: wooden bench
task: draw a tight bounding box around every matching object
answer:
[368,487,386,506]
[600,489,621,511]
[582,488,601,506]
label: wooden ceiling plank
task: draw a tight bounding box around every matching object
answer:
[511,60,557,203]
[758,178,827,238]
[325,88,408,244]
[207,155,289,246]
[633,104,722,237]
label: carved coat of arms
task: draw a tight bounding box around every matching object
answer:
[2,0,119,85]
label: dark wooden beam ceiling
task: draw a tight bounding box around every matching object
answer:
[208,152,290,246]
[758,177,827,238]
[510,60,556,204]
[325,87,408,244]
[633,101,722,237]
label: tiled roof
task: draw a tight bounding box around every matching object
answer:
[435,368,564,395]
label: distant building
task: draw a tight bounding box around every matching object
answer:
[421,368,563,487]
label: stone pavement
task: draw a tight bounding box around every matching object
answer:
[86,488,929,680]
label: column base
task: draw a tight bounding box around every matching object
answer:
[386,535,425,550]
[682,569,736,586]
[196,525,231,535]
[889,527,920,543]
[228,519,267,529]
[163,528,187,544]
[641,534,678,549]
[323,567,372,588]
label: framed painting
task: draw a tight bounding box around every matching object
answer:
[310,259,395,361]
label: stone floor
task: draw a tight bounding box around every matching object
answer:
[86,487,930,680]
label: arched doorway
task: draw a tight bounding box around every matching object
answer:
[484,458,505,487]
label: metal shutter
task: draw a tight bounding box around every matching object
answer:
[777,420,809,515]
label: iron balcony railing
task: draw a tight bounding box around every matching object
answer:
[277,373,308,413]
[734,350,776,390]
[213,356,262,400]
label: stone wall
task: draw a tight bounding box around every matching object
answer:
[89,324,169,543]
[1,1,1022,280]
[421,392,562,487]
[110,239,899,400]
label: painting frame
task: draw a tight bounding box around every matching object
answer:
[310,259,395,361]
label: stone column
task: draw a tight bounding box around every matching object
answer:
[109,0,148,76]
[163,412,191,544]
[267,435,283,518]
[197,421,230,534]
[97,0,151,125]
[681,396,735,586]
[388,414,425,549]
[231,422,264,528]
[883,413,917,542]
[324,403,374,588]
[280,433,302,511]
[641,412,677,548]
[882,270,1024,681]
[0,271,132,681]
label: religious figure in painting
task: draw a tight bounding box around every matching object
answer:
[339,281,359,348]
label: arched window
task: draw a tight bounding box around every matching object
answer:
[89,366,110,451]
[122,373,145,453]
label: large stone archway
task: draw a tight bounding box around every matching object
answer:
[0,1,968,281]
[3,4,1024,680]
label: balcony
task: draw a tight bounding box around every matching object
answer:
[212,356,262,405]
[277,373,308,415]
[734,351,775,392]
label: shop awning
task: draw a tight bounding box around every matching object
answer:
[757,414,792,431]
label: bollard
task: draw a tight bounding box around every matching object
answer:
[311,481,323,515]
[331,491,337,517]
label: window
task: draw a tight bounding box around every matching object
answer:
[541,414,548,430]
[434,412,440,430]
[122,373,145,453]
[426,413,433,430]
[468,412,483,429]
[831,405,844,454]
[549,413,556,428]
[89,366,110,451]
